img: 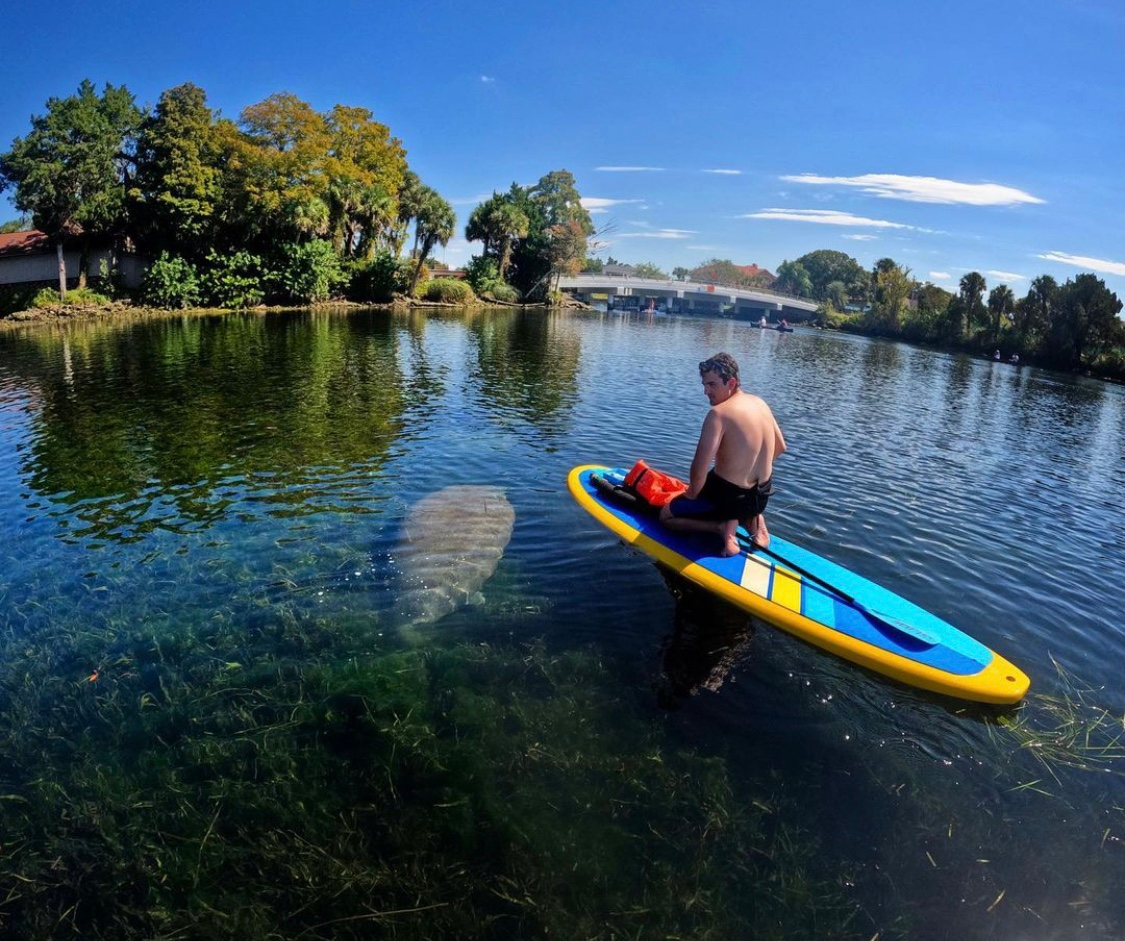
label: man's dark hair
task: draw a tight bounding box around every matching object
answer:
[698,352,739,384]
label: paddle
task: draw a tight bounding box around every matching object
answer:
[737,534,939,646]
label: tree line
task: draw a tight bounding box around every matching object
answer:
[588,248,1123,379]
[0,80,593,310]
[774,250,1123,378]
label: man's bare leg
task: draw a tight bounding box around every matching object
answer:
[660,505,736,555]
[719,519,741,557]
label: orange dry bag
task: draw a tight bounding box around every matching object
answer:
[623,460,688,508]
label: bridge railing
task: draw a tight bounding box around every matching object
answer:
[558,274,818,311]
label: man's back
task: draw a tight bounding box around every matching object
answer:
[711,392,784,488]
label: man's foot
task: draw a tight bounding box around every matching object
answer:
[747,515,771,549]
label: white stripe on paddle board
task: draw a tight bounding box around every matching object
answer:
[739,553,772,597]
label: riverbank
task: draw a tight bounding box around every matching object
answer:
[0,295,590,331]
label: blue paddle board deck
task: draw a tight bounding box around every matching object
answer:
[568,464,1029,704]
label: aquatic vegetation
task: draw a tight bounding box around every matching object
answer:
[0,606,859,939]
[991,655,1125,783]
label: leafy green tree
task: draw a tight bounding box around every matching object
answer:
[323,104,406,258]
[218,93,332,248]
[1015,275,1058,350]
[408,188,456,295]
[582,256,604,274]
[130,83,221,259]
[0,216,32,234]
[671,266,689,281]
[987,284,1015,343]
[824,280,849,309]
[1045,274,1123,370]
[529,170,593,234]
[794,250,869,303]
[0,80,142,295]
[632,262,668,279]
[901,281,953,342]
[465,193,530,280]
[868,258,913,332]
[689,258,751,287]
[915,282,953,314]
[543,220,589,294]
[503,170,594,299]
[774,260,813,297]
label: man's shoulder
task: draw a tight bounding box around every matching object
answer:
[732,391,769,410]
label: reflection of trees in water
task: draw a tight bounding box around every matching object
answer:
[397,309,448,408]
[468,308,580,439]
[4,311,409,540]
[655,568,755,708]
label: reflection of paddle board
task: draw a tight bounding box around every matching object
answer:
[568,464,1029,704]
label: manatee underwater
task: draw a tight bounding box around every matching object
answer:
[389,485,515,639]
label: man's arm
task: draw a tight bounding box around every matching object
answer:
[773,415,787,456]
[686,410,722,498]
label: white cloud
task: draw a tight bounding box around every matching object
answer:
[618,228,696,239]
[450,193,493,206]
[595,166,665,172]
[782,173,1044,207]
[1037,251,1125,277]
[581,197,645,214]
[842,234,878,241]
[745,209,911,229]
[929,271,953,281]
[480,75,495,84]
[703,168,742,175]
[986,270,1027,282]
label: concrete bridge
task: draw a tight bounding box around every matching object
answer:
[557,274,819,321]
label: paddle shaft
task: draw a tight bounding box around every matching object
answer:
[738,534,939,645]
[738,535,858,606]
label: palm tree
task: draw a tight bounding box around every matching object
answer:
[465,194,530,280]
[409,188,456,295]
[389,170,424,257]
[1016,274,1058,343]
[958,272,987,335]
[987,284,1015,343]
[774,260,812,298]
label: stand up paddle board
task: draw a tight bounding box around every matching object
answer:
[568,464,1029,705]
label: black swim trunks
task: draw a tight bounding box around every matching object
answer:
[667,470,773,522]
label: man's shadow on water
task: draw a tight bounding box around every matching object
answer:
[653,566,756,709]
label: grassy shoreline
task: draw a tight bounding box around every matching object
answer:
[0,296,564,331]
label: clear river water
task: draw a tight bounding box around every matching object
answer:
[0,306,1122,940]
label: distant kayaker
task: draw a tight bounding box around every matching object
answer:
[660,352,787,556]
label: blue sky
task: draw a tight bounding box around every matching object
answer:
[3,0,1123,298]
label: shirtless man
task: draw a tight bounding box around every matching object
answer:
[659,352,786,557]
